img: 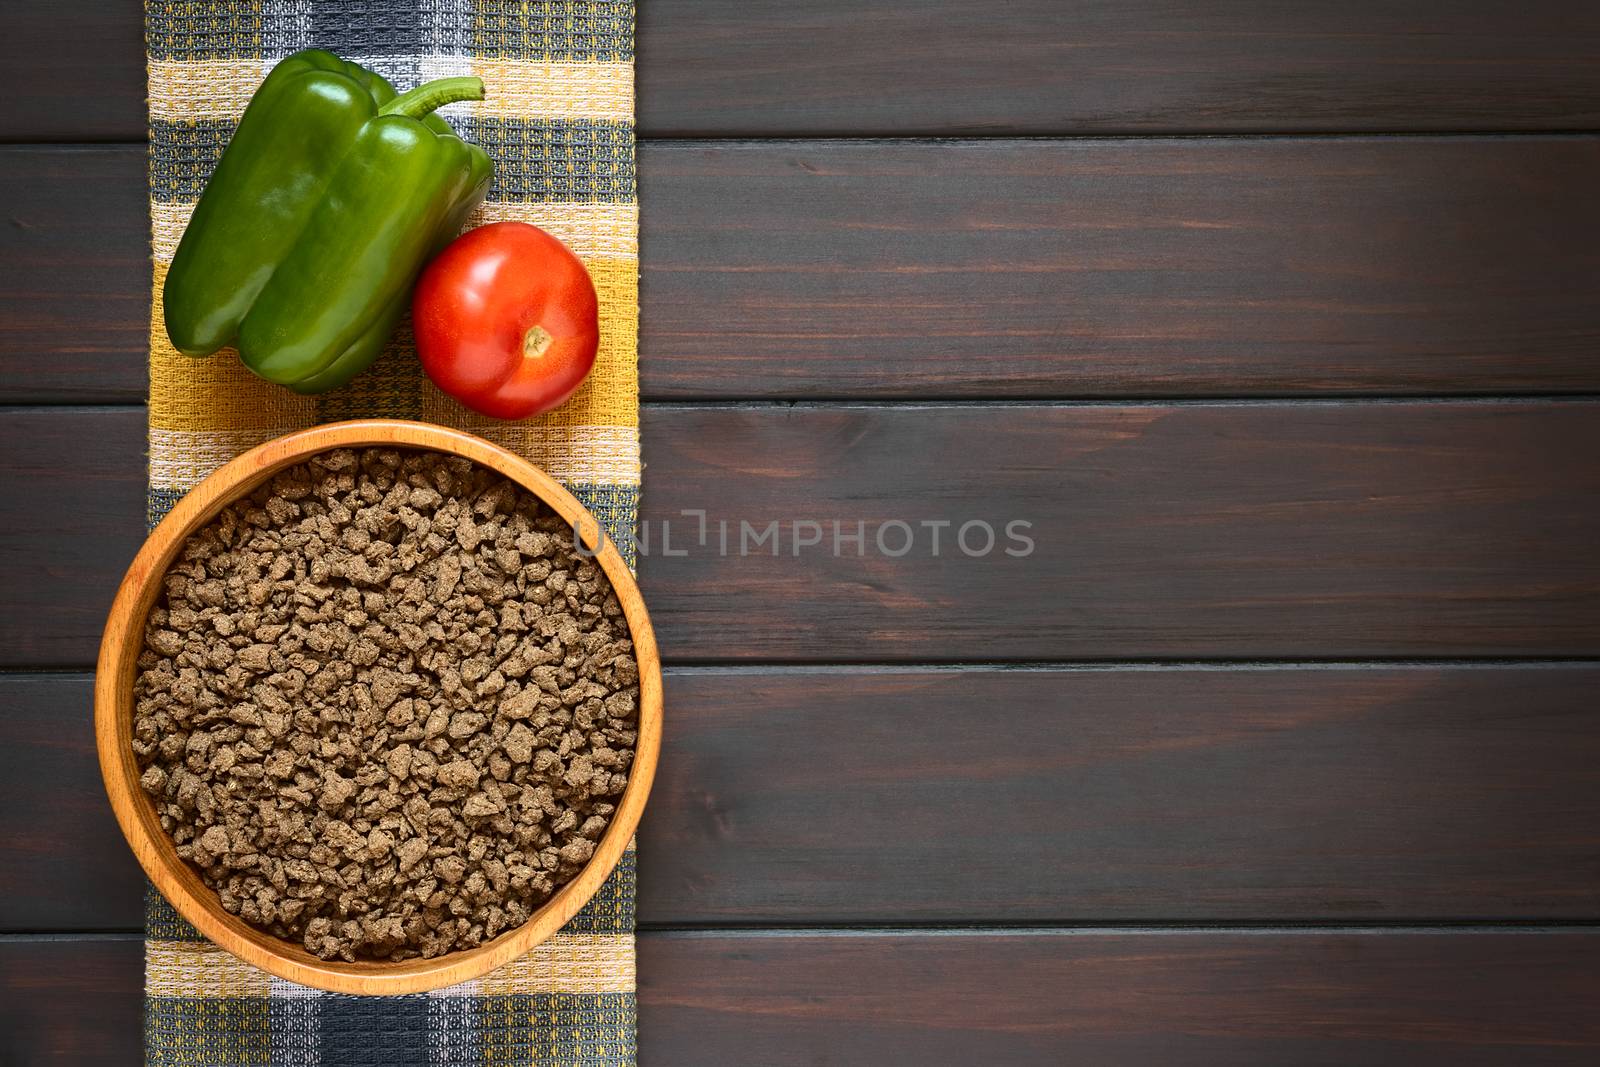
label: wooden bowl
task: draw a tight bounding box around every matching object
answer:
[95,419,661,995]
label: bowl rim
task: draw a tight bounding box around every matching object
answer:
[95,418,661,995]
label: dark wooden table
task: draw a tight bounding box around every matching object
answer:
[4,2,1600,1063]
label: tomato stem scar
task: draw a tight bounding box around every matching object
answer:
[522,325,554,359]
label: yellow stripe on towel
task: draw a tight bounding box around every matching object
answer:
[148,259,639,437]
[472,932,637,995]
[151,201,639,265]
[147,59,271,122]
[147,939,276,997]
[148,58,634,124]
[469,60,634,123]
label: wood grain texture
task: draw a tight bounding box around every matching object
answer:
[636,401,1600,661]
[637,931,1600,1065]
[641,137,1600,398]
[640,665,1600,923]
[637,1,1600,136]
[9,139,1600,402]
[0,676,144,931]
[0,2,144,142]
[0,938,141,1066]
[10,666,1600,930]
[4,932,1598,1065]
[6,402,1600,667]
[0,408,146,668]
[9,2,1600,139]
[0,148,150,402]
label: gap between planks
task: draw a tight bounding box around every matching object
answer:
[8,397,1600,415]
[8,660,1600,680]
[9,130,1600,149]
[8,923,1600,943]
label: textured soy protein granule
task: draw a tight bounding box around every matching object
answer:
[132,447,639,961]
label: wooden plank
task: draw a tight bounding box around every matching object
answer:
[637,400,1600,661]
[4,932,1597,1065]
[0,409,146,668]
[0,676,144,931]
[638,1,1600,136]
[0,406,493,657]
[8,666,1599,930]
[6,402,1600,667]
[638,931,1600,1065]
[10,2,1600,139]
[0,2,144,142]
[643,665,1600,923]
[9,138,1600,402]
[0,148,149,403]
[0,938,141,1067]
[641,137,1600,398]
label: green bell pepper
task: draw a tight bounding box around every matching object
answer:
[163,49,493,393]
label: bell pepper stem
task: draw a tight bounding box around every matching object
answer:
[379,76,486,120]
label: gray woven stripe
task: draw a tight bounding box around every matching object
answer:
[476,994,637,1065]
[470,0,635,62]
[459,117,638,204]
[145,0,267,62]
[148,0,633,62]
[148,997,274,1066]
[271,993,323,1067]
[567,484,642,573]
[148,487,183,532]
[429,995,480,1067]
[320,995,432,1066]
[146,882,208,942]
[149,117,636,204]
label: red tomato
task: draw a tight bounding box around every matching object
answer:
[413,221,600,420]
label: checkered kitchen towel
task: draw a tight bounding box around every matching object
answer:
[143,2,640,1063]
